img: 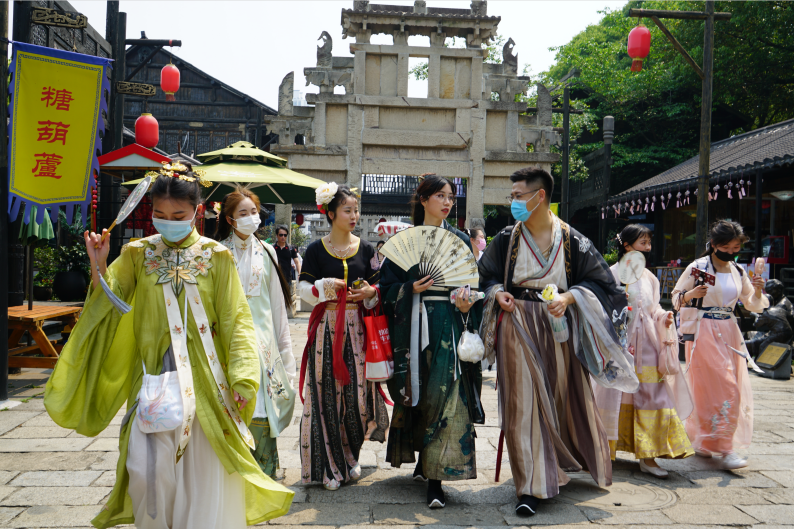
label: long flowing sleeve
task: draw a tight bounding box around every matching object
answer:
[212,249,260,421]
[268,249,296,384]
[739,270,769,313]
[45,245,139,436]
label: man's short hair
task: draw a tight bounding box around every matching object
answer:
[275,224,289,235]
[509,167,554,202]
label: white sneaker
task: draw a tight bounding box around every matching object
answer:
[639,459,668,479]
[349,464,362,481]
[721,453,748,470]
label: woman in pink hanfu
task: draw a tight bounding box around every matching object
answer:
[594,225,694,480]
[672,220,768,470]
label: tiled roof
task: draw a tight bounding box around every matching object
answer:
[343,4,500,20]
[612,118,794,198]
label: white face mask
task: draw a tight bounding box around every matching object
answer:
[233,214,261,236]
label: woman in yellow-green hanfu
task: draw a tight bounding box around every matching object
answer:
[44,163,293,529]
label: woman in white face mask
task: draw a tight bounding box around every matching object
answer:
[216,188,297,480]
[45,163,294,529]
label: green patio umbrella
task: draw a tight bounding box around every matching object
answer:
[19,205,55,247]
[124,142,325,205]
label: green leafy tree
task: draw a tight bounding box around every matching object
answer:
[543,1,794,194]
[56,211,91,278]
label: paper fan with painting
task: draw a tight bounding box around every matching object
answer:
[380,226,479,288]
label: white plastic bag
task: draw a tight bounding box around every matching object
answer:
[541,284,569,343]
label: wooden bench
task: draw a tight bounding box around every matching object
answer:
[7,305,82,368]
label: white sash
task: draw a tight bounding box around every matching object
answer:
[162,284,198,462]
[161,269,256,462]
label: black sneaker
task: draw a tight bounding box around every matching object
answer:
[515,495,539,516]
[427,479,446,508]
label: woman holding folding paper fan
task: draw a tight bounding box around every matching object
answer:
[379,174,484,509]
[672,220,768,470]
[297,183,388,491]
[44,162,293,529]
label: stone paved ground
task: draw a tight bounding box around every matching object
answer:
[2,319,794,528]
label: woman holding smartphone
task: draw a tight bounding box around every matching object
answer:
[672,220,767,470]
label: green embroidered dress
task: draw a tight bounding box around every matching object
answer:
[44,229,293,528]
[380,221,484,481]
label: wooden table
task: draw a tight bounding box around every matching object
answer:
[7,305,82,368]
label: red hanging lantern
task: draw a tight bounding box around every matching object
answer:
[135,113,159,149]
[160,63,180,102]
[295,213,304,226]
[627,24,651,72]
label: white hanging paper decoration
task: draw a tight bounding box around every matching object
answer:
[727,180,733,199]
[676,191,682,208]
[651,195,656,211]
[713,184,720,200]
[739,179,745,198]
[684,189,691,205]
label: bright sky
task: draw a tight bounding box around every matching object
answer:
[11,1,625,108]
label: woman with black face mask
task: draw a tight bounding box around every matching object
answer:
[594,225,694,479]
[671,220,767,470]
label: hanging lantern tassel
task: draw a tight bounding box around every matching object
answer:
[601,207,605,220]
[713,184,720,200]
[747,179,753,197]
[98,266,132,314]
[727,180,733,199]
[645,197,649,212]
[739,179,745,198]
[651,195,656,211]
[676,192,681,208]
[685,190,690,205]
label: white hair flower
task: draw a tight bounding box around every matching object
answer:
[315,182,338,213]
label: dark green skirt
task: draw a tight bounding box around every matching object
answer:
[250,418,279,479]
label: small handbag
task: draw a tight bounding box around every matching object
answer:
[136,293,188,434]
[364,304,394,381]
[457,313,485,363]
[136,363,183,433]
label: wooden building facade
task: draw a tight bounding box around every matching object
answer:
[123,47,277,156]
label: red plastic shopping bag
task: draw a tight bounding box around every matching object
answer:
[363,304,393,381]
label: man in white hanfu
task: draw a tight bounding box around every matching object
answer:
[478,167,638,517]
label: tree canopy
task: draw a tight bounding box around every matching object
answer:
[542,0,794,194]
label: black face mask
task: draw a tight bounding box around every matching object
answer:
[714,249,738,262]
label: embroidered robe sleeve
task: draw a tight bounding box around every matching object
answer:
[567,228,637,393]
[298,243,337,304]
[212,248,260,420]
[45,245,139,436]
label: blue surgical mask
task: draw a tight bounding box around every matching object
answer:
[152,208,197,242]
[511,191,540,222]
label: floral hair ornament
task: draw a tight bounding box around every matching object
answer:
[315,182,339,214]
[145,161,213,188]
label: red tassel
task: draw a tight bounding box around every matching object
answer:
[631,59,643,72]
[165,93,176,102]
[332,289,351,385]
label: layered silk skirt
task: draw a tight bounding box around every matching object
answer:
[685,317,753,454]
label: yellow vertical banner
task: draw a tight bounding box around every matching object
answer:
[7,42,111,226]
